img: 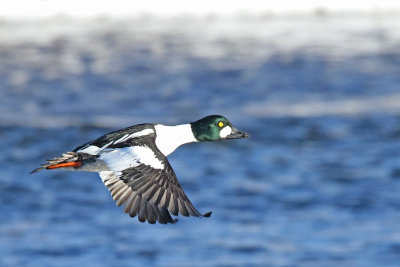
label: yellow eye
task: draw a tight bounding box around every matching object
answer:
[218,122,224,127]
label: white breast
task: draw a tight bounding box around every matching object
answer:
[154,124,197,156]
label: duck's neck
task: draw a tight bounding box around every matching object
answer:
[154,124,198,156]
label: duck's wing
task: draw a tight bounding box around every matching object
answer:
[73,124,156,155]
[98,134,211,224]
[31,124,156,173]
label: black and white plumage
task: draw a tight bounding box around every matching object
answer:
[32,115,249,224]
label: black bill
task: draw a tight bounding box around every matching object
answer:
[226,127,250,139]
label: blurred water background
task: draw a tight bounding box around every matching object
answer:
[2,2,400,266]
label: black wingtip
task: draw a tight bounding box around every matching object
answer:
[30,167,44,174]
[202,211,212,217]
[148,218,178,225]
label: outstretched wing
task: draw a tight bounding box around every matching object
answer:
[98,135,211,224]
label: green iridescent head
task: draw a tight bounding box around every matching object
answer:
[190,115,249,141]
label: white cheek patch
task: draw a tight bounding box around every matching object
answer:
[219,126,232,138]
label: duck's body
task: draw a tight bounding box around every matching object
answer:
[32,115,249,224]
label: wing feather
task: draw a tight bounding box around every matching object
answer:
[124,193,136,214]
[130,195,141,217]
[98,138,211,224]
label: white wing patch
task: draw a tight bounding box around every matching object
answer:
[114,129,154,144]
[78,145,100,155]
[77,129,155,155]
[114,134,129,144]
[78,141,113,155]
[100,146,164,173]
[220,126,232,138]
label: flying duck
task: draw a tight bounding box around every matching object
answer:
[31,115,249,224]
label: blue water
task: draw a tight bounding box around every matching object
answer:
[1,15,400,266]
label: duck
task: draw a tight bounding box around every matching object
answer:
[31,115,249,224]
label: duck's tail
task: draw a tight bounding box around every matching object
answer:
[30,152,82,174]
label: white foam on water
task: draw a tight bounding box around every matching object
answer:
[245,93,400,118]
[2,0,400,18]
[1,14,400,128]
[2,93,400,129]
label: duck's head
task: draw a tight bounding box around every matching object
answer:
[190,115,249,141]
